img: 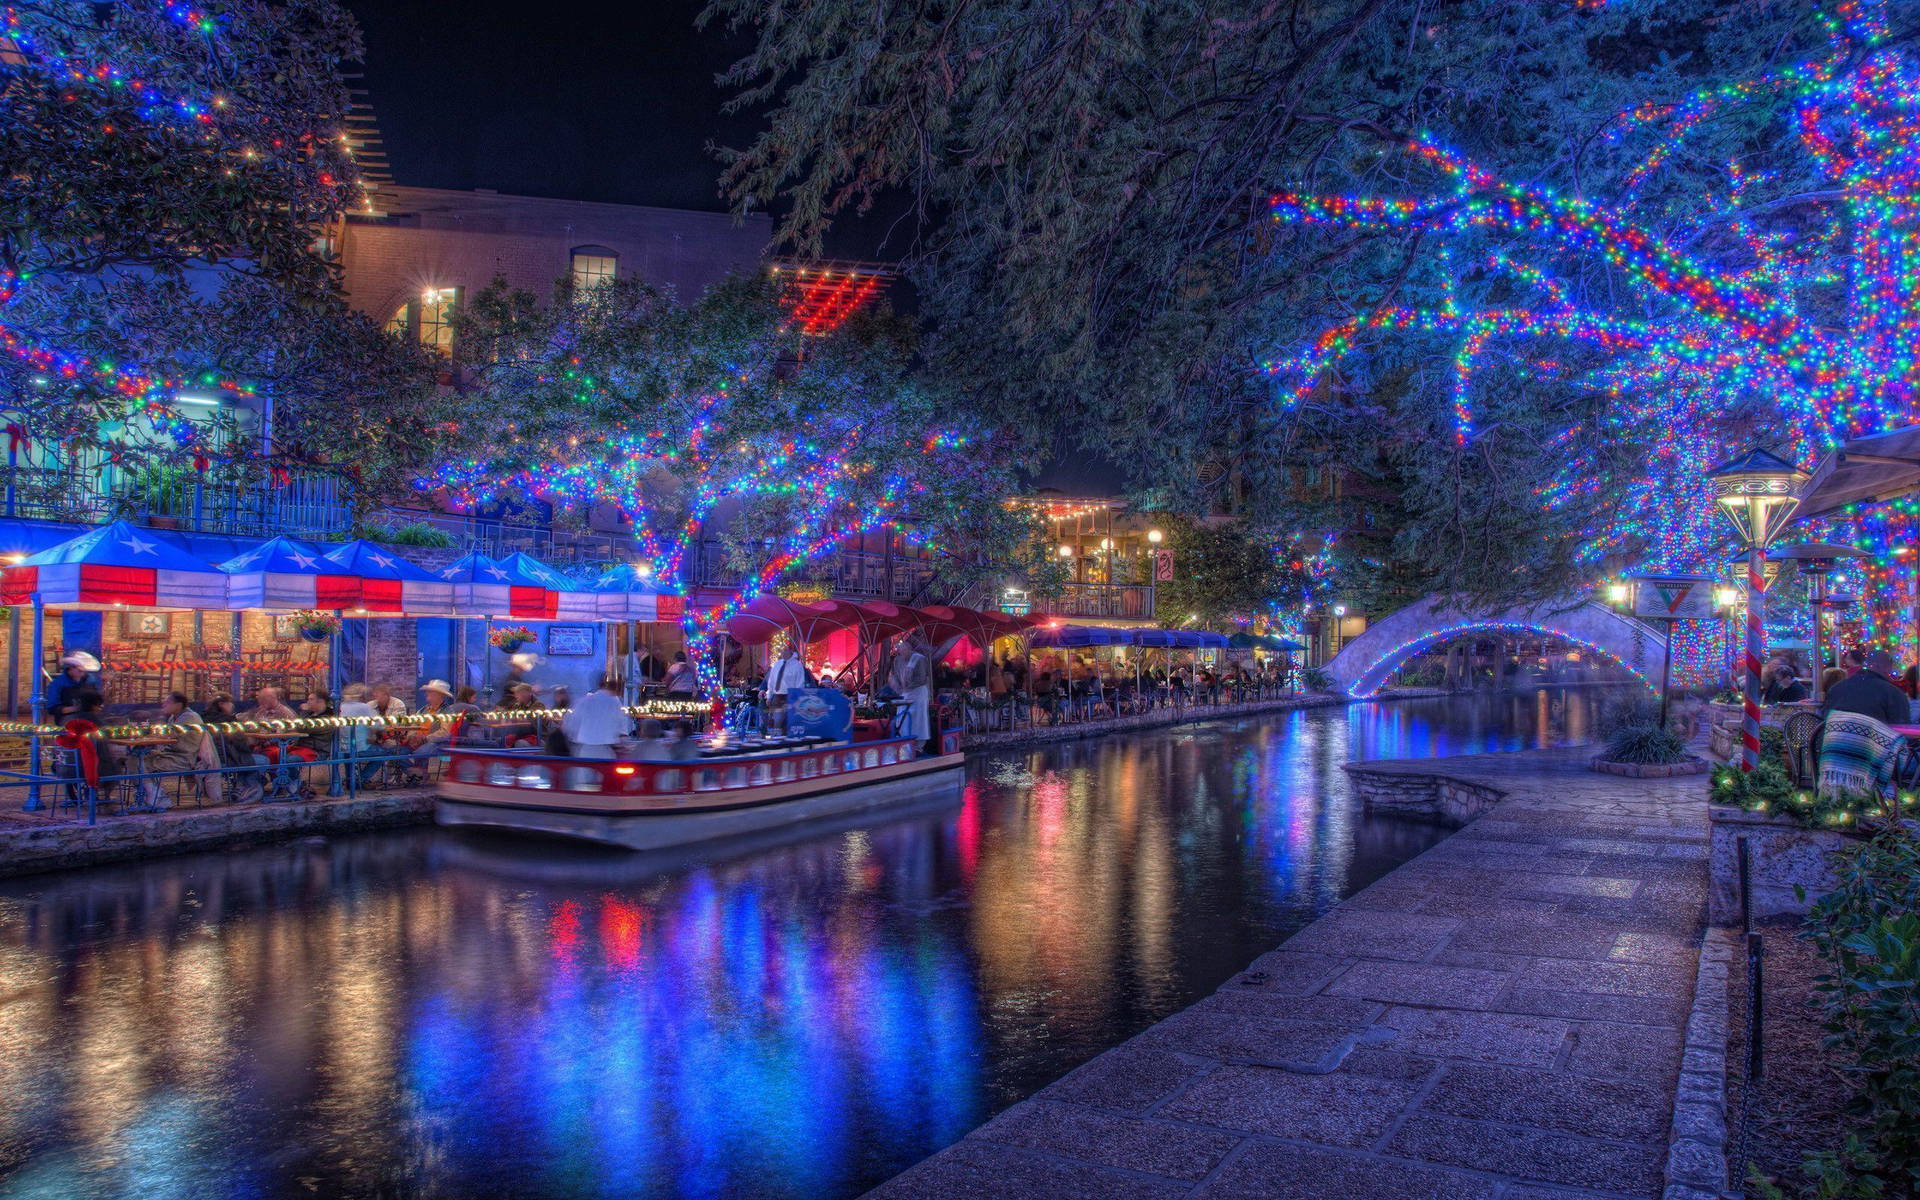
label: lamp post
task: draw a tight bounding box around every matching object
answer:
[1706,450,1808,771]
[1610,573,1714,730]
[1714,584,1741,685]
[1766,542,1869,704]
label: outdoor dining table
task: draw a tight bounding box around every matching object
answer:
[241,730,312,799]
[104,735,178,812]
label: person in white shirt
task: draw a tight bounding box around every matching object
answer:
[764,645,808,733]
[563,677,631,759]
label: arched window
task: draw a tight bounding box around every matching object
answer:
[571,245,618,291]
[388,286,461,353]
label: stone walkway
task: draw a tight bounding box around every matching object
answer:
[868,746,1708,1200]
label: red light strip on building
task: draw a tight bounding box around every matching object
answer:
[777,268,888,336]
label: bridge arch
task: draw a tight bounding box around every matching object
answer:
[1324,597,1666,699]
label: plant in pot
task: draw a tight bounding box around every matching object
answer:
[292,609,342,643]
[488,625,537,654]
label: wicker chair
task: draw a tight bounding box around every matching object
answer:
[1781,709,1825,788]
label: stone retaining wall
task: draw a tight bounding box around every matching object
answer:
[1706,805,1858,925]
[0,791,435,878]
[1341,764,1506,824]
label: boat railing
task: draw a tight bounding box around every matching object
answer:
[443,735,925,800]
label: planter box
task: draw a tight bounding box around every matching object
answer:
[1708,804,1862,925]
[1590,755,1711,778]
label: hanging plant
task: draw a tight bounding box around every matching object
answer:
[489,625,538,653]
[293,609,342,642]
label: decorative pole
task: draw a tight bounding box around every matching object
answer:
[1706,451,1807,772]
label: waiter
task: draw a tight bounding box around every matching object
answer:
[888,635,933,748]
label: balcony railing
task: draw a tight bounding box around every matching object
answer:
[1,463,354,540]
[1032,583,1155,620]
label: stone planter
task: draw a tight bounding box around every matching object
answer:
[1589,755,1711,778]
[1707,804,1863,925]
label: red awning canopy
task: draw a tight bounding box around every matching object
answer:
[723,594,834,646]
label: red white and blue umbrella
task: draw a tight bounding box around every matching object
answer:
[436,551,513,615]
[0,520,229,609]
[321,540,456,616]
[218,536,362,611]
[589,563,685,623]
[495,552,598,620]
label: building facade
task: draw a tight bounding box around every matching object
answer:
[336,184,771,355]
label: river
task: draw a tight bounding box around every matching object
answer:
[0,688,1613,1200]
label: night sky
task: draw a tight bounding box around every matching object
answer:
[344,0,898,258]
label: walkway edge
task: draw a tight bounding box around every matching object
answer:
[1665,927,1736,1200]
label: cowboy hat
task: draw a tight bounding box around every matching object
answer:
[510,651,541,672]
[59,651,101,673]
[421,679,455,698]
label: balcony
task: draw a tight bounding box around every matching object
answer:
[1,462,355,541]
[1032,583,1155,621]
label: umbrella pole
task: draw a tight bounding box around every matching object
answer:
[26,594,43,811]
[483,615,495,704]
[229,612,242,698]
[6,603,17,718]
[328,609,343,702]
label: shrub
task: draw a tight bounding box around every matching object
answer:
[375,520,457,548]
[1801,827,1920,1194]
[1602,723,1688,765]
[1301,666,1332,690]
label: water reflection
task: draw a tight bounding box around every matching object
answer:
[0,689,1615,1200]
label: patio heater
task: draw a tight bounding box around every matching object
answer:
[1706,450,1807,771]
[1766,542,1869,703]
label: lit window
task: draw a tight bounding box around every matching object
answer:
[571,247,617,292]
[387,286,462,354]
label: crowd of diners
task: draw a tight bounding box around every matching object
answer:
[36,651,714,805]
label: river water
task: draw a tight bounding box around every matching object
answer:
[0,689,1611,1200]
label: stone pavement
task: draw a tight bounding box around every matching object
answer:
[867,746,1708,1200]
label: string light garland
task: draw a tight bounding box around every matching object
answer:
[1262,0,1920,675]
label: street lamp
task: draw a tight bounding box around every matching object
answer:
[1767,542,1869,703]
[1147,529,1164,544]
[1706,448,1808,771]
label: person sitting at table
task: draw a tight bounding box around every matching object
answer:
[47,651,102,723]
[339,683,405,785]
[626,718,675,762]
[666,718,700,761]
[370,682,408,719]
[140,691,208,807]
[249,685,298,722]
[494,681,543,747]
[664,650,697,695]
[562,676,631,760]
[1762,662,1808,705]
[1818,649,1910,801]
[401,680,463,780]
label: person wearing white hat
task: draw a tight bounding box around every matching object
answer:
[47,650,102,723]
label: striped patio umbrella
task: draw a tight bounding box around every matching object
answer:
[589,564,686,623]
[219,536,363,611]
[0,520,229,609]
[321,541,456,615]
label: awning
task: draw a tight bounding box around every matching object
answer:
[219,535,362,610]
[496,552,597,619]
[589,564,685,624]
[436,551,513,615]
[1,520,230,610]
[322,540,456,616]
[1028,625,1128,648]
[1795,426,1920,520]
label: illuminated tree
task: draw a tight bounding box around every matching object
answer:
[1262,0,1920,663]
[432,274,1026,677]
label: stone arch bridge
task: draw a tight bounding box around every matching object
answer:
[1324,596,1667,699]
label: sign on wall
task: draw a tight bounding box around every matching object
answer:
[1631,574,1717,622]
[545,624,597,656]
[1153,550,1176,583]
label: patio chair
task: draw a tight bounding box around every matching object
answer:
[1781,710,1824,789]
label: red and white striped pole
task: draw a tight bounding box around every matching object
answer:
[1742,544,1766,772]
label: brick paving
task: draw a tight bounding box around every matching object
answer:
[867,746,1708,1200]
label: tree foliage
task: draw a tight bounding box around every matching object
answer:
[704,0,1830,607]
[1152,516,1286,630]
[0,0,437,494]
[436,274,1028,627]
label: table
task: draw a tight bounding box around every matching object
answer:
[104,735,178,812]
[242,731,312,799]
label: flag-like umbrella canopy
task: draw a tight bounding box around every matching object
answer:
[219,536,362,611]
[590,564,686,623]
[1028,624,1128,648]
[496,552,598,619]
[0,520,229,610]
[322,540,456,615]
[436,551,513,615]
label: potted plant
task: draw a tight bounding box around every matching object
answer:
[488,625,537,654]
[292,609,342,643]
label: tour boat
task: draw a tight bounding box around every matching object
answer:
[435,730,966,851]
